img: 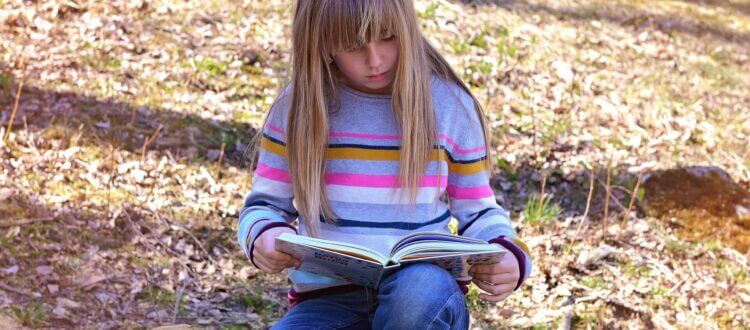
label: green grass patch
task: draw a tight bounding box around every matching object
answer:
[418,2,439,19]
[522,194,562,226]
[465,283,489,311]
[192,56,231,78]
[7,301,48,327]
[136,286,186,315]
[581,275,607,290]
[621,260,651,278]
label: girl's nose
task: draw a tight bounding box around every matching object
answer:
[364,44,383,68]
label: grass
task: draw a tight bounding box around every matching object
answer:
[136,286,186,316]
[580,275,607,290]
[465,283,488,311]
[522,193,562,226]
[6,301,48,327]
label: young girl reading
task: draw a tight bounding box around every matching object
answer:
[238,0,532,328]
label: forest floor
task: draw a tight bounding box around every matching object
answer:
[1,0,749,328]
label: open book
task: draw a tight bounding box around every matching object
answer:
[275,232,506,288]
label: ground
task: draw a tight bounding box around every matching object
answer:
[0,0,749,328]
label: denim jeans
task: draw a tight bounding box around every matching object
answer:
[271,263,470,329]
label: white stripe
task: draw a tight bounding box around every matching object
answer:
[450,196,503,210]
[251,178,294,198]
[326,185,443,204]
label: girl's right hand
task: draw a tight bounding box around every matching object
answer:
[252,227,301,274]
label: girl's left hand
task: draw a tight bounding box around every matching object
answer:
[468,247,520,303]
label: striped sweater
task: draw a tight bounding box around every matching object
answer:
[238,76,532,294]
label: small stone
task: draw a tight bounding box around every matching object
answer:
[147,310,169,319]
[53,306,66,317]
[56,298,80,309]
[0,188,13,201]
[36,265,53,276]
[2,265,18,275]
[207,149,221,162]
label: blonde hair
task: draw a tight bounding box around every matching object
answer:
[249,0,493,237]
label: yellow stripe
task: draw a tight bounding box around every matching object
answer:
[508,237,531,256]
[261,136,488,175]
[261,137,287,156]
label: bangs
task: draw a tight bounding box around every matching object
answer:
[318,0,400,55]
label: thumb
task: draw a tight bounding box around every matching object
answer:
[287,257,301,269]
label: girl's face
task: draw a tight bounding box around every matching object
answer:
[333,36,399,94]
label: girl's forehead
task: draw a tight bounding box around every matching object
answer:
[318,0,400,49]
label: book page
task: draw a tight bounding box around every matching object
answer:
[277,233,387,264]
[275,235,385,288]
[389,232,486,257]
[398,251,506,281]
[390,241,505,262]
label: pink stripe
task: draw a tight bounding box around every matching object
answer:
[256,162,292,183]
[268,123,285,134]
[329,131,400,140]
[446,185,494,199]
[438,133,485,155]
[325,173,447,188]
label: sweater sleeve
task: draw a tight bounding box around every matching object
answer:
[445,89,532,289]
[237,91,299,268]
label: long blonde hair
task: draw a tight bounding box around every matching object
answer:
[249,0,493,237]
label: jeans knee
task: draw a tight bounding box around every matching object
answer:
[374,264,468,329]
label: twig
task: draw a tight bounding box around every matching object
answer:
[564,168,595,259]
[218,141,226,165]
[216,140,226,178]
[140,123,163,163]
[0,282,34,297]
[539,174,547,222]
[172,282,187,323]
[570,282,649,316]
[132,203,216,264]
[617,171,643,238]
[603,159,612,235]
[0,217,54,228]
[79,275,125,290]
[130,106,138,125]
[3,68,24,143]
[595,179,627,212]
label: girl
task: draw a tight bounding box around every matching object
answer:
[238,0,532,328]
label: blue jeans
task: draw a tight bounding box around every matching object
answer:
[271,263,470,329]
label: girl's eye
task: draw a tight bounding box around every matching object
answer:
[382,35,395,41]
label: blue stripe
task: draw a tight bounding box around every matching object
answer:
[262,133,486,164]
[457,208,494,235]
[319,210,451,229]
[244,200,299,217]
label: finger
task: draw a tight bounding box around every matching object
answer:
[254,255,275,273]
[470,263,512,276]
[473,280,515,296]
[479,290,513,303]
[283,257,301,269]
[485,273,518,286]
[253,250,283,274]
[265,250,294,263]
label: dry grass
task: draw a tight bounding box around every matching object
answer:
[0,0,749,328]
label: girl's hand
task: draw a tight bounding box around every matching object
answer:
[252,227,301,274]
[468,247,520,303]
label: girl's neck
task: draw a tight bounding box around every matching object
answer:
[338,74,393,95]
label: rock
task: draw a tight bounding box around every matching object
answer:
[642,166,750,252]
[642,166,750,219]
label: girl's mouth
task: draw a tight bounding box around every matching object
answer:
[368,70,388,80]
